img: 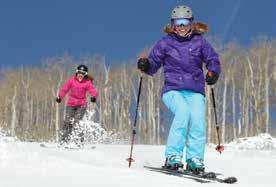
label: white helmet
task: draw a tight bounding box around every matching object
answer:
[171,5,193,20]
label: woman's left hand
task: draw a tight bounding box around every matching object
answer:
[205,71,219,85]
[90,97,97,103]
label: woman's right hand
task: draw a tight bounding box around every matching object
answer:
[137,58,150,73]
[137,52,150,73]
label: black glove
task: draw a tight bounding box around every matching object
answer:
[137,58,151,72]
[56,97,61,103]
[90,96,96,103]
[205,71,219,85]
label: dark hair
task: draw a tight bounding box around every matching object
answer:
[86,75,94,82]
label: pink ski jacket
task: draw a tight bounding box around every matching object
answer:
[58,76,98,107]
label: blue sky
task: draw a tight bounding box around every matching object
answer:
[0,0,275,67]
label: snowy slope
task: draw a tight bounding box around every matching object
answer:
[1,135,276,187]
[226,133,276,150]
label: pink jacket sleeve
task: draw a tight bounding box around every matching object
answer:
[58,78,72,100]
[87,81,98,98]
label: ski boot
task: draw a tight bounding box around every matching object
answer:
[163,155,184,170]
[186,158,205,174]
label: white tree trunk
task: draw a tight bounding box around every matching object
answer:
[231,77,236,140]
[221,77,228,143]
[264,47,270,133]
[11,86,17,137]
[156,72,162,145]
[238,92,242,136]
[244,99,249,137]
[147,78,156,144]
[206,87,212,143]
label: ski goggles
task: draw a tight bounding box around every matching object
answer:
[172,18,192,26]
[76,70,87,75]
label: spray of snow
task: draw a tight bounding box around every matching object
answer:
[69,108,122,145]
[0,129,17,143]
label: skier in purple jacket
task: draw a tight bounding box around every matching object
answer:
[138,5,221,172]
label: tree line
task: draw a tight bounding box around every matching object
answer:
[0,38,275,144]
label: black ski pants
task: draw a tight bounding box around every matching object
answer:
[60,106,86,143]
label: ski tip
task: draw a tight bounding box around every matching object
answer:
[204,172,216,179]
[89,146,96,149]
[223,177,237,184]
[40,143,46,147]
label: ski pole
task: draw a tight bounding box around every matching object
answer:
[210,87,224,154]
[126,76,143,167]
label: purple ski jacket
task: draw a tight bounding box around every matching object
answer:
[146,33,221,96]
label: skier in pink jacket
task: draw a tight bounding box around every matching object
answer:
[56,65,98,144]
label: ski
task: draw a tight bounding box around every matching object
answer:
[144,166,237,184]
[39,143,96,150]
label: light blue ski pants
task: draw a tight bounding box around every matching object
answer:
[162,90,206,161]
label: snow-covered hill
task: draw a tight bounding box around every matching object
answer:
[1,134,276,187]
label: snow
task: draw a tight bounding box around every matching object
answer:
[226,133,276,150]
[1,134,276,187]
